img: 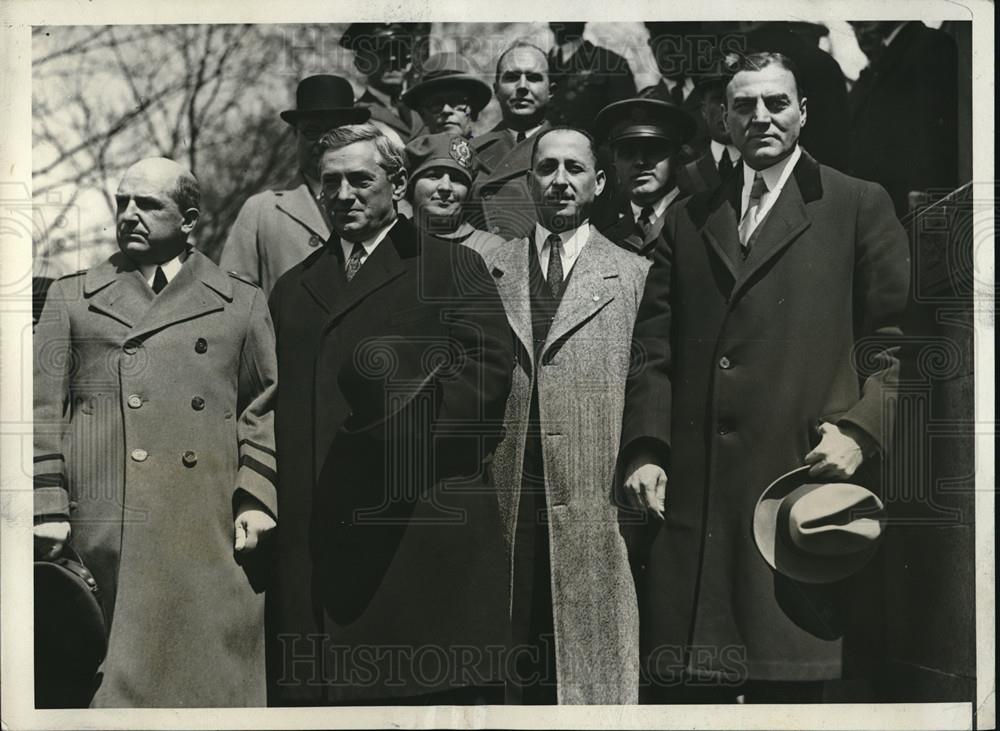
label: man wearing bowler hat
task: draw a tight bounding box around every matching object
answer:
[220,75,369,295]
[401,52,493,139]
[620,52,909,702]
[340,22,430,144]
[595,88,697,257]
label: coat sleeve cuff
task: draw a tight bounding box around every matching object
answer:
[34,486,70,520]
[236,440,277,517]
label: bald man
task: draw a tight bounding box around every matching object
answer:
[33,158,278,708]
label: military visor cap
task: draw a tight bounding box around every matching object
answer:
[595,97,697,146]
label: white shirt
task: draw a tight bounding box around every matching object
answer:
[556,37,584,64]
[534,221,590,280]
[882,22,909,47]
[630,189,678,228]
[662,76,696,102]
[740,145,802,224]
[139,251,187,289]
[710,139,742,167]
[340,218,396,270]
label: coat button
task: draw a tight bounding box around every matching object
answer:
[131,448,148,462]
[127,394,143,409]
[308,234,322,247]
[182,450,198,467]
[123,340,139,355]
[717,422,731,436]
[191,396,205,411]
[195,338,208,354]
[719,356,732,369]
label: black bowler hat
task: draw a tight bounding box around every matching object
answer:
[595,88,697,146]
[279,75,370,126]
[35,545,108,708]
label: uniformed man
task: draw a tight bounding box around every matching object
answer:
[595,90,697,257]
[33,157,278,707]
[401,52,493,138]
[339,22,430,145]
[219,75,369,295]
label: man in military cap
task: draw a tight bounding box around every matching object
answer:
[220,75,369,295]
[596,90,697,257]
[33,157,278,707]
[676,52,742,195]
[340,22,431,144]
[401,52,493,139]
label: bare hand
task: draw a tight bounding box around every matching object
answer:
[804,422,867,479]
[234,508,276,553]
[623,458,667,520]
[34,520,71,560]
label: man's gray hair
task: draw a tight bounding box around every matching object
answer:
[316,123,405,176]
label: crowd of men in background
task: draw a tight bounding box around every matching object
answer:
[32,19,959,708]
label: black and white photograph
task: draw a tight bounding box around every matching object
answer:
[0,1,993,728]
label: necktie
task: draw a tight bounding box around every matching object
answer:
[151,266,167,294]
[516,130,527,144]
[671,82,685,105]
[545,233,564,298]
[345,241,366,282]
[739,173,769,251]
[718,148,734,181]
[637,206,655,237]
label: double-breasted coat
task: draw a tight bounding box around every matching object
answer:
[267,217,514,704]
[33,250,278,707]
[484,230,651,704]
[219,175,330,296]
[622,150,910,682]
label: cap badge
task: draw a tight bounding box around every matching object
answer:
[450,137,473,168]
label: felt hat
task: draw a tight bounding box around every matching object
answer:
[753,466,887,584]
[404,133,479,185]
[279,75,370,126]
[401,53,493,113]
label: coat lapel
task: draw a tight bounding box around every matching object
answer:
[490,239,534,367]
[127,251,231,341]
[543,230,619,355]
[300,245,343,314]
[84,254,151,329]
[323,220,409,329]
[698,173,742,282]
[274,179,330,240]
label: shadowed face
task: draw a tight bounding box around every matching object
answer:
[530,129,606,232]
[726,64,806,170]
[418,89,475,136]
[700,84,731,144]
[115,159,198,265]
[613,137,676,206]
[321,140,405,242]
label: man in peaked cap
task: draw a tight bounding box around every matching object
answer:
[676,52,743,195]
[595,89,697,257]
[33,157,278,707]
[341,22,431,144]
[401,52,493,139]
[220,75,369,296]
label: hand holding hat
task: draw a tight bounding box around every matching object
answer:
[804,421,876,480]
[34,519,71,560]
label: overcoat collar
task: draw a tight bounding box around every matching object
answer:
[491,227,620,366]
[693,148,822,303]
[299,217,413,327]
[274,175,331,240]
[475,120,552,183]
[84,249,232,337]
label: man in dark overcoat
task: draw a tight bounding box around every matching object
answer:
[33,158,278,707]
[621,53,910,702]
[266,123,514,705]
[220,75,369,295]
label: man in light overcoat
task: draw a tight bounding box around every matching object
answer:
[484,126,653,704]
[33,158,278,707]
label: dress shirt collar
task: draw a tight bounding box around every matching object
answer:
[740,145,801,217]
[630,189,676,224]
[508,123,543,145]
[340,216,396,264]
[661,76,696,101]
[883,22,909,47]
[710,139,742,165]
[534,220,590,259]
[139,248,188,288]
[557,37,584,64]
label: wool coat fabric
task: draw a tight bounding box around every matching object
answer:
[469,121,552,241]
[622,150,910,683]
[266,217,514,704]
[219,175,330,296]
[676,150,723,197]
[483,229,651,704]
[33,250,278,707]
[547,40,637,135]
